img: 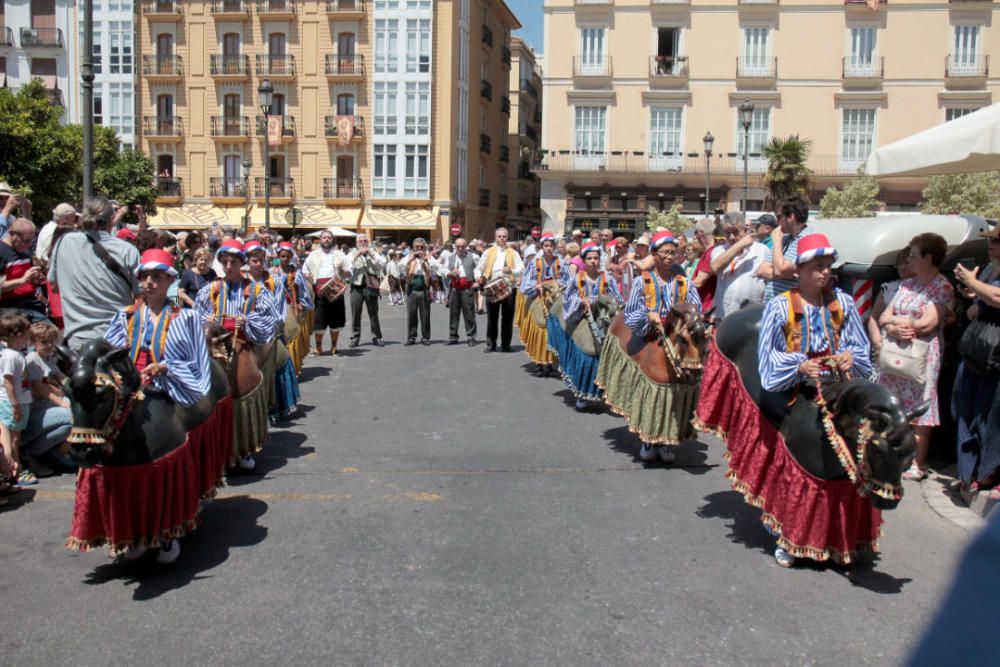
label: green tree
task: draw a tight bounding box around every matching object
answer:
[920,172,1000,219]
[762,135,814,207]
[646,203,694,236]
[818,172,883,218]
[94,147,158,216]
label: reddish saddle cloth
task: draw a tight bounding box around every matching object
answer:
[67,395,234,554]
[694,339,882,565]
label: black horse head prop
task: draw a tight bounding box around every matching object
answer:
[818,380,920,510]
[62,340,143,467]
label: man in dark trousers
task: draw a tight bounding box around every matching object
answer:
[444,237,478,346]
[475,227,524,352]
[403,237,439,346]
[347,234,386,347]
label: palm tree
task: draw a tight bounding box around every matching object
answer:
[762,135,814,207]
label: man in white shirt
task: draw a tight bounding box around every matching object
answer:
[709,216,769,320]
[35,203,79,269]
[347,234,386,348]
[386,251,404,305]
[403,237,439,345]
[443,237,479,346]
[475,227,524,352]
[303,230,353,355]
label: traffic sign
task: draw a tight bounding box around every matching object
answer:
[449,223,462,236]
[530,226,541,238]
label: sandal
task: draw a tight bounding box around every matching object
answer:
[902,465,929,482]
[17,470,38,485]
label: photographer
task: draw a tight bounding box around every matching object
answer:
[0,219,48,322]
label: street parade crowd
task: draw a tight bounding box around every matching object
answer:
[1,183,1000,572]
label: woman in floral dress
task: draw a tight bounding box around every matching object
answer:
[877,233,954,481]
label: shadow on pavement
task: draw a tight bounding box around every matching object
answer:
[0,486,37,512]
[225,430,313,485]
[697,490,912,594]
[82,496,269,601]
[603,425,711,472]
[298,366,332,383]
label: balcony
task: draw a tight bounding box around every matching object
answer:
[573,55,612,79]
[256,0,295,17]
[324,115,366,143]
[499,145,510,163]
[651,0,690,5]
[255,177,295,203]
[20,27,63,48]
[574,0,613,5]
[323,178,363,202]
[0,27,13,47]
[479,134,492,155]
[143,115,183,141]
[481,24,493,49]
[256,115,297,142]
[480,79,493,101]
[210,116,251,141]
[256,54,296,79]
[479,188,491,208]
[501,96,511,116]
[143,0,183,20]
[325,54,365,81]
[210,54,250,79]
[946,54,989,85]
[156,177,183,202]
[142,55,183,81]
[520,79,538,99]
[736,56,777,82]
[326,0,366,19]
[210,177,249,202]
[535,151,870,177]
[210,0,251,18]
[523,123,539,144]
[649,55,689,85]
[842,56,884,82]
[502,47,512,68]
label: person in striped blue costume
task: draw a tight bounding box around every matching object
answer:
[105,248,213,407]
[519,232,571,376]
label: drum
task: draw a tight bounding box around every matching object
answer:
[317,276,347,302]
[482,276,513,303]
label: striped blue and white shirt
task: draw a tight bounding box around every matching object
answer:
[562,271,623,324]
[763,225,809,303]
[623,273,702,337]
[757,289,872,392]
[519,256,570,297]
[272,268,314,315]
[105,306,213,407]
[194,279,277,345]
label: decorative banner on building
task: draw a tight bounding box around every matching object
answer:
[267,115,283,147]
[336,115,355,147]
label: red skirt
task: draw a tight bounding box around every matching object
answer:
[694,340,882,564]
[67,395,234,554]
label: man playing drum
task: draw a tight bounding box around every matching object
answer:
[475,227,524,353]
[303,230,352,356]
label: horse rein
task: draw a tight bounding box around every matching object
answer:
[67,371,143,451]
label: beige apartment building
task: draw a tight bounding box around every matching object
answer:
[139,0,519,242]
[538,0,1000,237]
[505,36,543,234]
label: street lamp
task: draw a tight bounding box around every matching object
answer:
[241,160,252,232]
[702,131,714,215]
[739,98,755,213]
[258,78,274,231]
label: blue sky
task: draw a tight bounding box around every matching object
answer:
[507,0,543,53]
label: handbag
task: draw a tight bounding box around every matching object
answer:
[959,318,1000,375]
[365,272,381,291]
[879,337,930,384]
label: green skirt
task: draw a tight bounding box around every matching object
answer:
[233,379,269,462]
[595,332,700,446]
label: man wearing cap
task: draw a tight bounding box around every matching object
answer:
[0,184,31,239]
[599,230,702,464]
[763,194,811,303]
[347,234,386,348]
[475,227,524,352]
[36,203,79,268]
[754,213,777,250]
[519,232,569,375]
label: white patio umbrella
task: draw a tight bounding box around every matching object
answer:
[865,103,1000,177]
[306,226,357,238]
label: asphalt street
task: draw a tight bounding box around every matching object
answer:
[0,302,978,666]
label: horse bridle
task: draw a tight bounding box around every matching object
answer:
[67,371,143,452]
[657,308,704,383]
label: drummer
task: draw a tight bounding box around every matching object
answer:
[519,232,569,376]
[475,227,524,353]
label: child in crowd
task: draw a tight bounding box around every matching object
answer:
[25,321,74,472]
[0,313,34,489]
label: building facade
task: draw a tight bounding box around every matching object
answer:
[76,0,138,148]
[139,0,520,242]
[0,0,77,119]
[505,36,543,235]
[538,0,1000,237]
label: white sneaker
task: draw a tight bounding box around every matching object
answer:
[658,447,676,464]
[238,455,256,471]
[774,547,796,568]
[639,443,657,461]
[122,544,148,561]
[156,539,181,565]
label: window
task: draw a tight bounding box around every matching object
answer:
[406,19,431,73]
[374,82,398,135]
[405,82,430,135]
[337,93,355,117]
[375,19,399,74]
[952,25,981,73]
[736,107,770,171]
[742,27,770,75]
[649,107,683,170]
[373,144,397,198]
[457,147,467,200]
[946,107,979,122]
[403,144,429,198]
[847,27,876,75]
[93,93,103,125]
[456,87,468,143]
[108,82,133,137]
[407,0,430,8]
[579,27,606,74]
[841,108,876,168]
[655,27,681,74]
[374,0,400,8]
[574,106,606,168]
[109,21,133,74]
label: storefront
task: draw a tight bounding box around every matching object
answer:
[360,207,441,245]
